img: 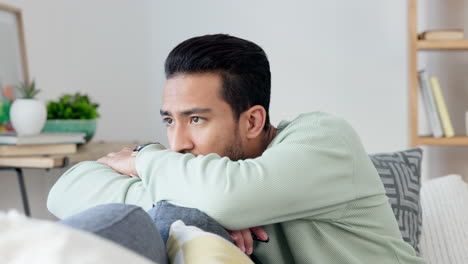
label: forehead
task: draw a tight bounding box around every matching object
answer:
[162,73,228,113]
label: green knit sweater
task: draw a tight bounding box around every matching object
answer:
[48,112,425,264]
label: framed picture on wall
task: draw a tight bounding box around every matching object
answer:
[0,3,29,97]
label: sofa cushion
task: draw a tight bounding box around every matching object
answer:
[167,220,254,264]
[369,148,423,254]
[0,210,155,264]
[419,174,468,264]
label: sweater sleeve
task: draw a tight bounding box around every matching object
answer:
[47,161,153,219]
[135,114,356,230]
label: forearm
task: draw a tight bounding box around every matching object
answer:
[48,161,153,219]
[135,143,354,230]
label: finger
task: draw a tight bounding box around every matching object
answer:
[97,156,108,163]
[228,230,237,241]
[122,147,133,152]
[250,226,269,241]
[106,152,116,157]
[231,230,245,253]
[241,228,253,255]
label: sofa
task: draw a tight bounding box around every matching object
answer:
[419,174,468,263]
[370,148,468,264]
[0,148,467,263]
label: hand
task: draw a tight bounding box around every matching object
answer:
[227,227,268,255]
[97,147,139,177]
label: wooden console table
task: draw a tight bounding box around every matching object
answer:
[0,141,140,216]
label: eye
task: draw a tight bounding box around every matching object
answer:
[162,117,173,126]
[190,116,204,124]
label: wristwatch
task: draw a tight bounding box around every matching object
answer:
[131,142,159,157]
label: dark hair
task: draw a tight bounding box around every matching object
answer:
[164,34,271,130]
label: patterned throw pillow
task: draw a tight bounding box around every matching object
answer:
[167,220,254,264]
[369,148,423,254]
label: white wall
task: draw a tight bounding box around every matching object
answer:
[151,0,409,153]
[1,0,466,219]
[1,0,159,142]
[0,0,157,219]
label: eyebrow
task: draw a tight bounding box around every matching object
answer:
[160,108,212,116]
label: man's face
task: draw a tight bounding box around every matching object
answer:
[161,73,246,160]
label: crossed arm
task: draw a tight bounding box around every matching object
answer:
[48,118,354,255]
[96,147,268,254]
[48,147,270,255]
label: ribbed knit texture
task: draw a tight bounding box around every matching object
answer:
[419,175,468,264]
[48,112,425,263]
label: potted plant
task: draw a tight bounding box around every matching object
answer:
[10,80,47,135]
[43,93,100,142]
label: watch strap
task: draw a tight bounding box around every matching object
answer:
[133,142,160,152]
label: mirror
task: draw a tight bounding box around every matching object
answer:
[0,3,29,97]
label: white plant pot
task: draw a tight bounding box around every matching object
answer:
[10,99,47,135]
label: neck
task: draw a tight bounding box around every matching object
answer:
[264,125,277,147]
[246,125,277,158]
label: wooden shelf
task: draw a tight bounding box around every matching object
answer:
[414,136,468,146]
[409,0,468,148]
[417,40,468,50]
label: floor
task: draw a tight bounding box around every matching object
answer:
[0,167,68,220]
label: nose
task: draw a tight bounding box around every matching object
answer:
[169,124,194,153]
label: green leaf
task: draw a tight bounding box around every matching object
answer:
[46,93,99,120]
[15,79,40,99]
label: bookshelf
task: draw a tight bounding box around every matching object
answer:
[408,0,468,147]
[414,136,468,147]
[417,40,468,50]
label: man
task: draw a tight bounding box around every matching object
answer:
[48,34,425,263]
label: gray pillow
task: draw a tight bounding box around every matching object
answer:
[147,201,233,244]
[369,148,423,255]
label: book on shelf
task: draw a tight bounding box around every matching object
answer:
[418,70,444,138]
[418,29,464,40]
[0,143,77,157]
[429,76,455,138]
[0,132,85,145]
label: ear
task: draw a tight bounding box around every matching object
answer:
[242,105,267,140]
